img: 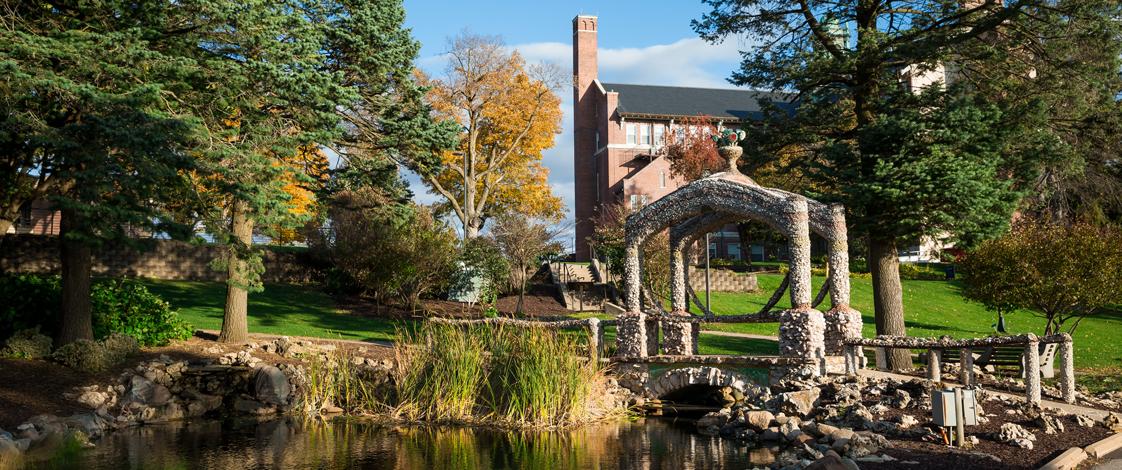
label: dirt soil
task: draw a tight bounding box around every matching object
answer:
[862,400,1112,470]
[0,333,392,430]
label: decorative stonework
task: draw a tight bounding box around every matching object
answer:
[647,366,770,403]
[616,145,861,372]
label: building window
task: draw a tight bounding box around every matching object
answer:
[629,194,648,210]
[626,124,637,145]
[659,171,666,189]
[639,124,650,145]
[595,171,600,202]
[653,125,665,146]
[728,244,741,260]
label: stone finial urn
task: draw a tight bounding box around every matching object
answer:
[718,145,743,174]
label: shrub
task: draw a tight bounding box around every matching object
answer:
[51,339,111,372]
[0,275,193,347]
[50,333,138,371]
[311,191,458,312]
[100,333,139,363]
[0,275,62,340]
[961,221,1122,335]
[91,279,193,346]
[1,327,53,359]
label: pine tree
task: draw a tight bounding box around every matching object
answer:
[693,0,1101,369]
[1,1,200,344]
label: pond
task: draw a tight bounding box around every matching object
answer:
[54,417,781,469]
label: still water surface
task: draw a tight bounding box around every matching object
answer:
[63,417,778,469]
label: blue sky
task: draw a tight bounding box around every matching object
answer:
[401,1,752,247]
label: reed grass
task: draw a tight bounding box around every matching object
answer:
[297,351,385,415]
[391,322,608,427]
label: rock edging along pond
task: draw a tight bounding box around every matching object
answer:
[0,337,396,464]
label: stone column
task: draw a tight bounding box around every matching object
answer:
[784,197,812,309]
[927,350,942,382]
[1025,335,1041,405]
[823,204,862,356]
[669,234,687,312]
[623,240,642,312]
[844,345,857,377]
[960,348,974,386]
[615,312,648,358]
[1059,335,1075,404]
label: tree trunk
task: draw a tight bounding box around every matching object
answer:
[736,222,753,267]
[0,218,13,237]
[516,273,527,315]
[218,200,254,344]
[58,208,93,345]
[869,236,911,370]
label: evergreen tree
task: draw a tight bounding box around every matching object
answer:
[693,0,1098,369]
[1,1,200,344]
[186,0,352,343]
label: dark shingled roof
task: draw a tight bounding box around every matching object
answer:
[600,82,795,122]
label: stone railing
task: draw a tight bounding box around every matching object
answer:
[843,333,1075,405]
[428,316,614,362]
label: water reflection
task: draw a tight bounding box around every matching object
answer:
[69,417,777,469]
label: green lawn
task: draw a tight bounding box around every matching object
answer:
[697,273,1122,369]
[139,279,399,342]
[139,276,1122,371]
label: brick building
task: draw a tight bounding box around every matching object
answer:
[571,15,791,262]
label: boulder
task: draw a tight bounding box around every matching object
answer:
[997,423,1036,449]
[76,391,109,409]
[255,366,292,406]
[744,410,775,431]
[126,375,157,404]
[233,398,276,415]
[770,388,821,417]
[805,453,848,470]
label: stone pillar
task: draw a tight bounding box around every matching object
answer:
[661,313,694,355]
[1025,335,1041,405]
[784,197,812,309]
[1059,336,1075,404]
[823,204,862,356]
[623,240,642,312]
[669,235,687,312]
[927,350,942,382]
[587,318,601,361]
[844,345,857,377]
[615,312,648,358]
[779,308,825,375]
[960,348,974,386]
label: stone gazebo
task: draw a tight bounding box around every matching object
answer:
[615,144,862,376]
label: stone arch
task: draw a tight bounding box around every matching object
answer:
[622,177,814,314]
[647,366,769,402]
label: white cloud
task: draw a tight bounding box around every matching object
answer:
[410,36,746,243]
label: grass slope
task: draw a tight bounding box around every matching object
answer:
[699,273,1122,369]
[139,280,398,342]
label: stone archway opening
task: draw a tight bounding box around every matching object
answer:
[613,143,863,377]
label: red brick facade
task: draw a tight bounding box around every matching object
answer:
[571,16,742,261]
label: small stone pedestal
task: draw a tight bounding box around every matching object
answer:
[778,308,826,376]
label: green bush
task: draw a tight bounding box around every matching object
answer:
[0,275,193,347]
[1,327,53,359]
[0,275,62,340]
[50,333,138,371]
[91,279,193,346]
[51,339,111,371]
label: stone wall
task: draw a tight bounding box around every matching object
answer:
[688,269,758,292]
[0,235,323,284]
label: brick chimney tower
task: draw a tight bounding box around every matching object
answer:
[572,15,597,261]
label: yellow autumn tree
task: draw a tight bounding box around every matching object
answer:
[421,33,563,238]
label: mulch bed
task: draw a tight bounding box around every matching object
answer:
[0,333,393,431]
[861,400,1112,470]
